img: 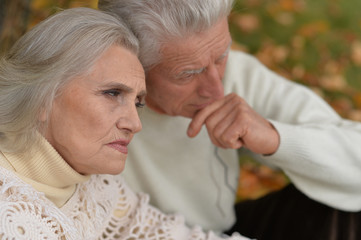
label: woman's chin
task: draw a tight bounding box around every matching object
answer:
[108,159,126,175]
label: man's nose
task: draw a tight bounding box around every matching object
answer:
[197,65,224,99]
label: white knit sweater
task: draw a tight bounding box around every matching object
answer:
[0,139,250,240]
[0,167,251,239]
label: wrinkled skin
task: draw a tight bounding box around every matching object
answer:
[43,46,146,175]
[145,18,279,154]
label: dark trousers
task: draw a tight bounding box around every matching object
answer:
[224,184,361,240]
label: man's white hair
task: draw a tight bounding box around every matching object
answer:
[99,0,235,71]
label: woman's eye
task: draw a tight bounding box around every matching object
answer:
[136,102,145,108]
[136,97,145,108]
[103,89,121,97]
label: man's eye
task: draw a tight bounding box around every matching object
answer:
[103,89,121,97]
[174,68,205,82]
[172,74,195,85]
[182,73,194,79]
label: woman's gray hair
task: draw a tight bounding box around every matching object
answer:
[98,0,234,71]
[0,7,139,153]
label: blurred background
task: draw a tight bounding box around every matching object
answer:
[1,0,360,201]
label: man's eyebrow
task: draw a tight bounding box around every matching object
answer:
[175,41,233,79]
[217,41,232,60]
[179,67,206,76]
[174,67,205,79]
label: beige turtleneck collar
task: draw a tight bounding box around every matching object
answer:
[0,135,90,207]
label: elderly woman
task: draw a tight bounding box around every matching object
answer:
[0,7,251,240]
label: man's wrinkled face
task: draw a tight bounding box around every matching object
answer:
[145,17,232,118]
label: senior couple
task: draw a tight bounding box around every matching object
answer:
[0,0,360,239]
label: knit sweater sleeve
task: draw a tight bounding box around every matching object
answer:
[224,50,361,212]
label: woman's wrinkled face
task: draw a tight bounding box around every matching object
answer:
[43,45,146,175]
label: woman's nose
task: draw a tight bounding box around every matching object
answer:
[117,105,142,134]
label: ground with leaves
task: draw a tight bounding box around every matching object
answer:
[1,0,360,202]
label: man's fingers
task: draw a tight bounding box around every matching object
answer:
[187,94,235,137]
[212,109,239,147]
[187,101,223,137]
[205,97,238,131]
[222,119,246,149]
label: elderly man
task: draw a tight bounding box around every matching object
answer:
[99,0,361,239]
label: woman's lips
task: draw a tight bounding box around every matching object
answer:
[107,140,129,154]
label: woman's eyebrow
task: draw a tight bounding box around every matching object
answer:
[103,82,147,97]
[102,82,133,92]
[138,90,147,98]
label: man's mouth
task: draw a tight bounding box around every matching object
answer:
[192,101,213,110]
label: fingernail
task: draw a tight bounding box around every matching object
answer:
[187,128,193,136]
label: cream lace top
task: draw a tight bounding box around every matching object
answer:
[0,136,250,240]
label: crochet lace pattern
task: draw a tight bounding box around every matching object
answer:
[0,167,249,240]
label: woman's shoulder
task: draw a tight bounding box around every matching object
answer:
[0,166,78,239]
[0,166,40,201]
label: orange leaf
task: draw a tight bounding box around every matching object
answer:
[297,21,330,38]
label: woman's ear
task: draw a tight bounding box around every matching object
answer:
[38,107,48,122]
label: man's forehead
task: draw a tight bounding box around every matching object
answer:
[177,40,232,72]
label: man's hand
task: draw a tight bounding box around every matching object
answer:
[187,93,280,155]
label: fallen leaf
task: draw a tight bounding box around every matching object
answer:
[351,41,361,66]
[298,21,330,38]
